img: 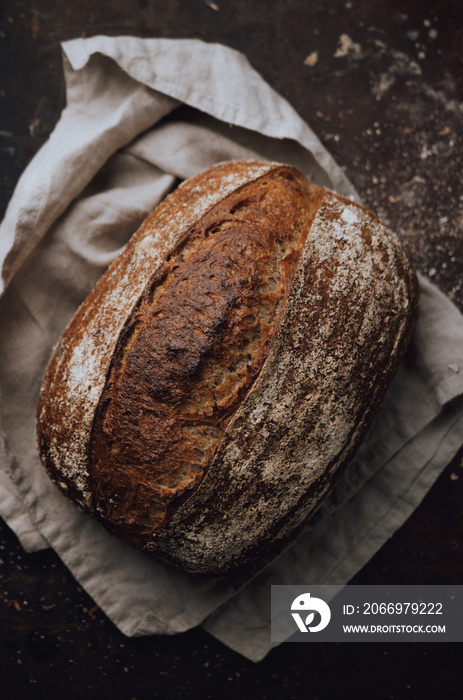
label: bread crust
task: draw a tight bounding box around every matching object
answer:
[36,161,419,575]
[88,167,322,546]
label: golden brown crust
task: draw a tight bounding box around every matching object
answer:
[88,168,323,545]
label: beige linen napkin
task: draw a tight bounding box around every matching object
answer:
[1,36,463,662]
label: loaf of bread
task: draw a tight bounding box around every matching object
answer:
[36,161,419,575]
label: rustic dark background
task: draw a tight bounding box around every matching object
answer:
[0,1,462,698]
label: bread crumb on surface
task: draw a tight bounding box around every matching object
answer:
[334,33,361,58]
[304,51,319,67]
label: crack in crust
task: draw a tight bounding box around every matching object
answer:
[88,169,323,545]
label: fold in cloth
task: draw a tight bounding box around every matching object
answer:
[1,36,463,662]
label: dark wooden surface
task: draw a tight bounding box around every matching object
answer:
[1,1,462,698]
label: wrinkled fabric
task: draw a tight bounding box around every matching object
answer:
[1,37,463,662]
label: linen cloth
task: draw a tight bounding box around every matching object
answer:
[1,36,463,662]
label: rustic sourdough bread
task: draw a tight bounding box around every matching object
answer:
[36,161,419,575]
